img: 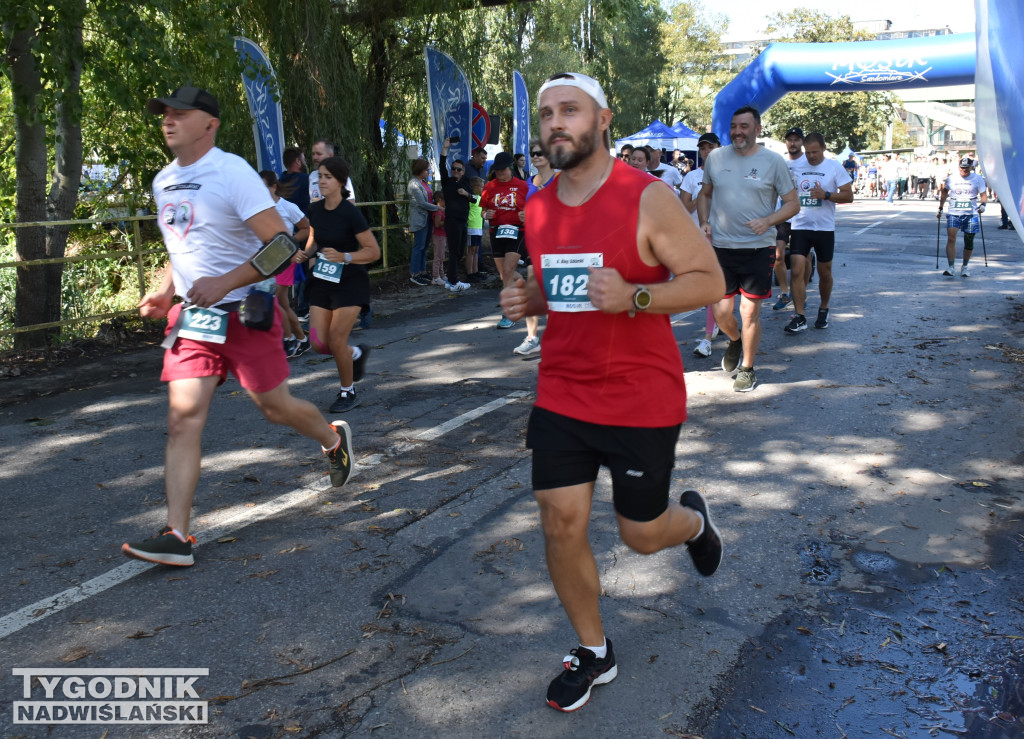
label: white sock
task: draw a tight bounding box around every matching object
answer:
[582,638,607,659]
[322,431,341,454]
[340,384,354,393]
[687,511,705,542]
[170,527,188,542]
[351,345,362,360]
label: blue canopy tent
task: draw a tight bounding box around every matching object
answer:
[615,120,693,151]
[670,121,702,150]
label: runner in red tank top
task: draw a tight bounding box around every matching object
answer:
[500,72,727,713]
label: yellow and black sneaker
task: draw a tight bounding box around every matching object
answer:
[122,527,196,567]
[326,420,354,487]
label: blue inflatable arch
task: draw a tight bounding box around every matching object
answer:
[711,33,977,145]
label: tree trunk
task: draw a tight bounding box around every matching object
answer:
[9,25,52,350]
[9,3,85,350]
[44,16,84,332]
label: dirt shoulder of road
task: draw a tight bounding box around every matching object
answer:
[0,274,499,409]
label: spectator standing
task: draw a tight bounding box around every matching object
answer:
[438,138,473,291]
[466,177,486,282]
[464,146,489,182]
[406,158,438,286]
[431,193,448,286]
[279,147,310,213]
[513,153,529,181]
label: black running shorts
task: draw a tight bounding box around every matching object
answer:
[790,230,835,262]
[490,225,524,257]
[775,221,792,244]
[714,246,773,300]
[526,406,681,523]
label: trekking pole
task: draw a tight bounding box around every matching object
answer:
[935,211,941,269]
[979,211,988,266]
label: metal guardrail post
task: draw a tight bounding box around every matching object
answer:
[132,218,145,297]
[381,203,388,271]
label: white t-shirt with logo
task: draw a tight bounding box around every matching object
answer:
[681,168,705,226]
[309,172,356,203]
[790,158,853,231]
[153,147,275,305]
[943,172,986,216]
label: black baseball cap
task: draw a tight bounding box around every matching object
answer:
[785,127,804,139]
[697,132,720,146]
[492,152,514,170]
[146,87,220,118]
[959,155,974,168]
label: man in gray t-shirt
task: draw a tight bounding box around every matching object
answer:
[696,106,799,393]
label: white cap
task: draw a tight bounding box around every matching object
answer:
[537,72,609,110]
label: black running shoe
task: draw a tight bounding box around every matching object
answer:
[721,338,743,373]
[352,345,371,382]
[784,314,807,334]
[680,490,723,577]
[325,420,354,487]
[329,389,360,413]
[546,640,617,712]
[814,309,829,329]
[292,337,310,357]
[122,527,196,567]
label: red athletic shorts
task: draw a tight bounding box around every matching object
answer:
[160,303,290,393]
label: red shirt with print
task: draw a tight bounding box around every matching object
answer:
[481,178,527,227]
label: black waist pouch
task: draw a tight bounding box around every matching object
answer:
[239,288,275,331]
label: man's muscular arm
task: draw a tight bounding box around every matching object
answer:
[587,182,724,315]
[187,206,289,307]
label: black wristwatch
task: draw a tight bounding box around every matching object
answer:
[630,285,652,317]
[824,191,831,201]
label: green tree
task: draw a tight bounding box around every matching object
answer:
[1,0,239,348]
[756,9,897,153]
[659,0,729,132]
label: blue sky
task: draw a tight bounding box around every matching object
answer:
[718,1,976,39]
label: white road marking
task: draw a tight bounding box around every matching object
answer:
[0,391,530,641]
[854,211,904,235]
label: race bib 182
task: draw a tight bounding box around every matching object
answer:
[541,252,603,312]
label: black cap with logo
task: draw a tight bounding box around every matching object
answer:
[785,127,804,139]
[146,87,220,118]
[698,132,720,146]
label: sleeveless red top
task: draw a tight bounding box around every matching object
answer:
[525,159,687,427]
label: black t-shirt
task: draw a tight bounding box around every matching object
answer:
[309,200,369,251]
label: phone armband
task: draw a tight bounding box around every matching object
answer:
[250,232,299,278]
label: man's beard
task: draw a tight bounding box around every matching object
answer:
[546,123,599,170]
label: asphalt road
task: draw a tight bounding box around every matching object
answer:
[1,196,1022,738]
